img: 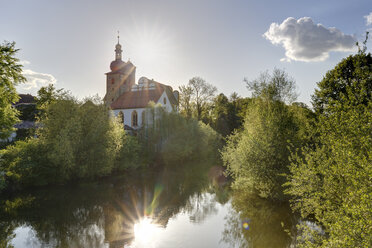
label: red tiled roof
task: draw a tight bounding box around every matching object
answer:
[111,82,166,109]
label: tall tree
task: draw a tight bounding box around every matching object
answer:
[0,41,25,139]
[178,85,194,118]
[188,77,217,120]
[179,77,217,120]
[245,68,298,104]
[36,84,65,109]
[223,69,303,200]
[211,93,230,136]
[286,44,372,247]
[312,46,372,114]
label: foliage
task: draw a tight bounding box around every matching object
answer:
[222,99,302,200]
[210,93,253,136]
[0,94,137,189]
[178,76,217,121]
[36,84,67,118]
[0,41,25,139]
[15,103,37,122]
[178,84,194,119]
[138,103,221,165]
[245,68,298,104]
[222,68,306,200]
[115,133,142,171]
[312,49,372,114]
[286,49,372,247]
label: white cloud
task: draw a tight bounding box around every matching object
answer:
[20,69,56,90]
[19,60,31,65]
[264,17,356,62]
[365,12,372,26]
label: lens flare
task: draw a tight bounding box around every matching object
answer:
[133,217,160,245]
[242,219,250,230]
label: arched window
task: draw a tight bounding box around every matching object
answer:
[163,97,167,105]
[132,110,138,127]
[118,111,124,124]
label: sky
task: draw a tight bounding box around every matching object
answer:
[1,0,372,105]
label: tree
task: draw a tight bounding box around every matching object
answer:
[0,94,129,188]
[179,77,217,120]
[245,68,298,104]
[189,77,217,120]
[222,70,304,200]
[286,48,372,247]
[211,93,230,136]
[0,41,25,139]
[312,47,372,114]
[36,84,66,118]
[178,85,193,118]
[222,99,300,200]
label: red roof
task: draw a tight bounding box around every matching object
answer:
[111,82,165,109]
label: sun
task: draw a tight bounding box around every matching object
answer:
[123,21,175,70]
[133,217,160,245]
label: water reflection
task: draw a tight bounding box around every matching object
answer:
[221,191,297,248]
[0,163,298,248]
[0,162,221,247]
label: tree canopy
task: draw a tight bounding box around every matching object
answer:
[0,41,25,139]
[245,68,298,104]
[286,47,372,247]
[179,77,217,120]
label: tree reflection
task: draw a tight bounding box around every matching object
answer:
[221,190,297,248]
[0,162,222,247]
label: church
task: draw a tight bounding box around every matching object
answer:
[104,36,179,130]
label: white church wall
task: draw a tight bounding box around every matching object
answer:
[113,108,146,129]
[156,91,173,112]
[112,92,175,129]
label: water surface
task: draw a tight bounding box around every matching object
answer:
[0,163,297,247]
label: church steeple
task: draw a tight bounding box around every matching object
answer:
[115,31,122,61]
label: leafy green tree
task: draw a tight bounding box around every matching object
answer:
[222,69,305,200]
[222,99,300,200]
[36,84,67,118]
[0,93,133,189]
[286,48,372,247]
[0,41,25,139]
[211,93,230,136]
[312,38,372,114]
[138,103,221,165]
[178,85,194,119]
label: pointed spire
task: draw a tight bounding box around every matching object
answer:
[115,31,122,61]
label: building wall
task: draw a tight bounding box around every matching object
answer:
[156,91,173,112]
[112,92,174,129]
[113,108,145,129]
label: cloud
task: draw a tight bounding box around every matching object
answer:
[264,17,356,62]
[365,12,372,26]
[20,69,57,90]
[19,60,31,65]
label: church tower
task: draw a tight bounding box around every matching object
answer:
[104,33,136,106]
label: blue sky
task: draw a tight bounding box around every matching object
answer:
[1,0,371,105]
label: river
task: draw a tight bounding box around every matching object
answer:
[0,162,298,248]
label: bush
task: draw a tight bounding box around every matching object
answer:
[138,104,221,165]
[0,95,139,190]
[222,99,304,200]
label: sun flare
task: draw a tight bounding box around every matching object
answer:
[133,217,160,245]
